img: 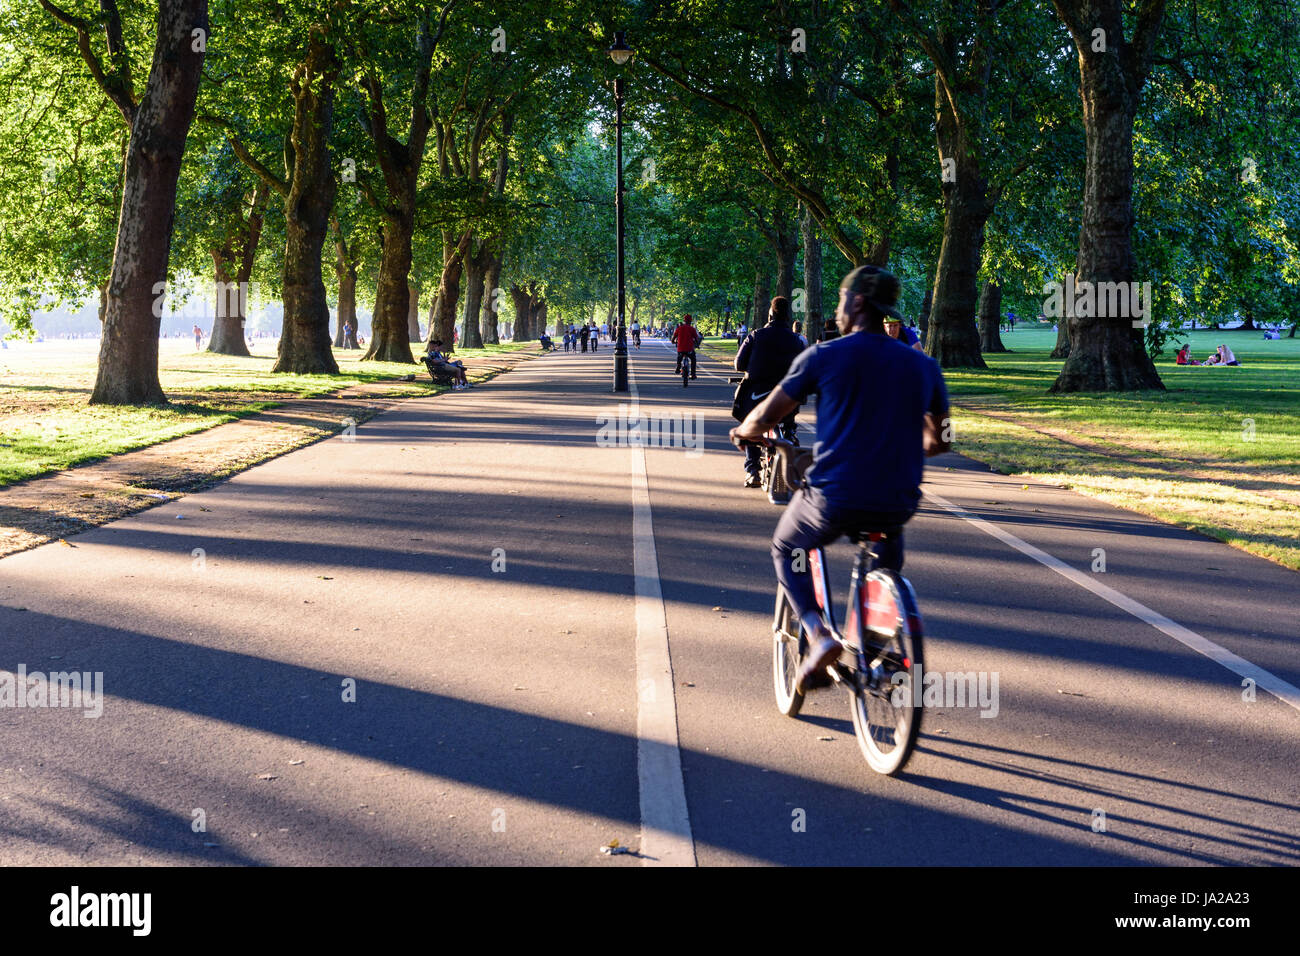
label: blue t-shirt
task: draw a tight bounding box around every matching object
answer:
[778,331,948,513]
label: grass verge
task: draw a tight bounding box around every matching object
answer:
[0,339,535,487]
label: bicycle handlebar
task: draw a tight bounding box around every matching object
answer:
[732,435,811,489]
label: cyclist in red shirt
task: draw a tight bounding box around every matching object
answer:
[672,314,702,378]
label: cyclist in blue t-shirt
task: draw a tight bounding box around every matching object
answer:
[884,316,923,351]
[730,265,951,691]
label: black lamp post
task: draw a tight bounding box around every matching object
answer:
[609,31,633,392]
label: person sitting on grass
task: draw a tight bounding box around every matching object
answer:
[1216,344,1240,366]
[1175,343,1199,365]
[423,339,469,389]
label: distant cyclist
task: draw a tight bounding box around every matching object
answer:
[731,265,951,691]
[672,314,701,378]
[630,318,641,348]
[733,295,805,488]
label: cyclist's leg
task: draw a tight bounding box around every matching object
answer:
[770,489,841,632]
[689,350,697,377]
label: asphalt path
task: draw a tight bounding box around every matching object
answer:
[1,336,1296,866]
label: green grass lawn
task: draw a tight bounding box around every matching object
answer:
[0,338,535,487]
[949,329,1300,569]
[710,328,1300,570]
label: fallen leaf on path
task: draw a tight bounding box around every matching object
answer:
[817,735,834,741]
[256,774,278,781]
[58,539,74,547]
[78,493,94,498]
[289,760,305,766]
[681,681,695,687]
[711,606,725,612]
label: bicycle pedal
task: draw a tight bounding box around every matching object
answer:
[825,665,844,684]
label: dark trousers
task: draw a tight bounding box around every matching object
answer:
[675,351,696,375]
[581,337,588,352]
[591,337,598,351]
[771,487,910,627]
[745,417,797,477]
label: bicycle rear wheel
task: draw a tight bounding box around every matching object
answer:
[772,588,805,716]
[849,570,924,775]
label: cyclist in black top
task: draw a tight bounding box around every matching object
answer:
[733,296,806,487]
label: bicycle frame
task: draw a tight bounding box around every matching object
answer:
[808,537,922,666]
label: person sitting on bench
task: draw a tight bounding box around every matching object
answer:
[423,340,469,388]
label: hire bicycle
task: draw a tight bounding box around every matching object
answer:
[764,438,925,776]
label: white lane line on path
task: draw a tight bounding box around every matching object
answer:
[626,361,696,866]
[926,489,1300,714]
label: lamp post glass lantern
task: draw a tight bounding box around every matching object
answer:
[608,32,633,392]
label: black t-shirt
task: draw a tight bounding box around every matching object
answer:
[736,324,806,389]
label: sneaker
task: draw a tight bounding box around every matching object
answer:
[796,631,842,693]
[744,473,761,488]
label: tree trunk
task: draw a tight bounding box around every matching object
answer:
[752,265,772,328]
[1051,318,1071,358]
[209,183,268,357]
[509,285,531,342]
[800,202,822,339]
[978,281,1007,353]
[207,251,251,356]
[480,250,502,343]
[89,0,208,404]
[918,287,932,349]
[428,229,470,348]
[407,282,421,342]
[1049,0,1164,393]
[925,75,989,369]
[461,239,488,349]
[274,29,339,375]
[337,269,357,348]
[331,222,358,348]
[775,211,798,299]
[362,214,416,362]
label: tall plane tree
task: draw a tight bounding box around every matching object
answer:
[40,0,209,404]
[219,21,341,373]
[352,2,456,363]
[1049,0,1166,391]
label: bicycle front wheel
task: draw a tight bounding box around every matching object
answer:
[849,570,924,776]
[772,588,805,717]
